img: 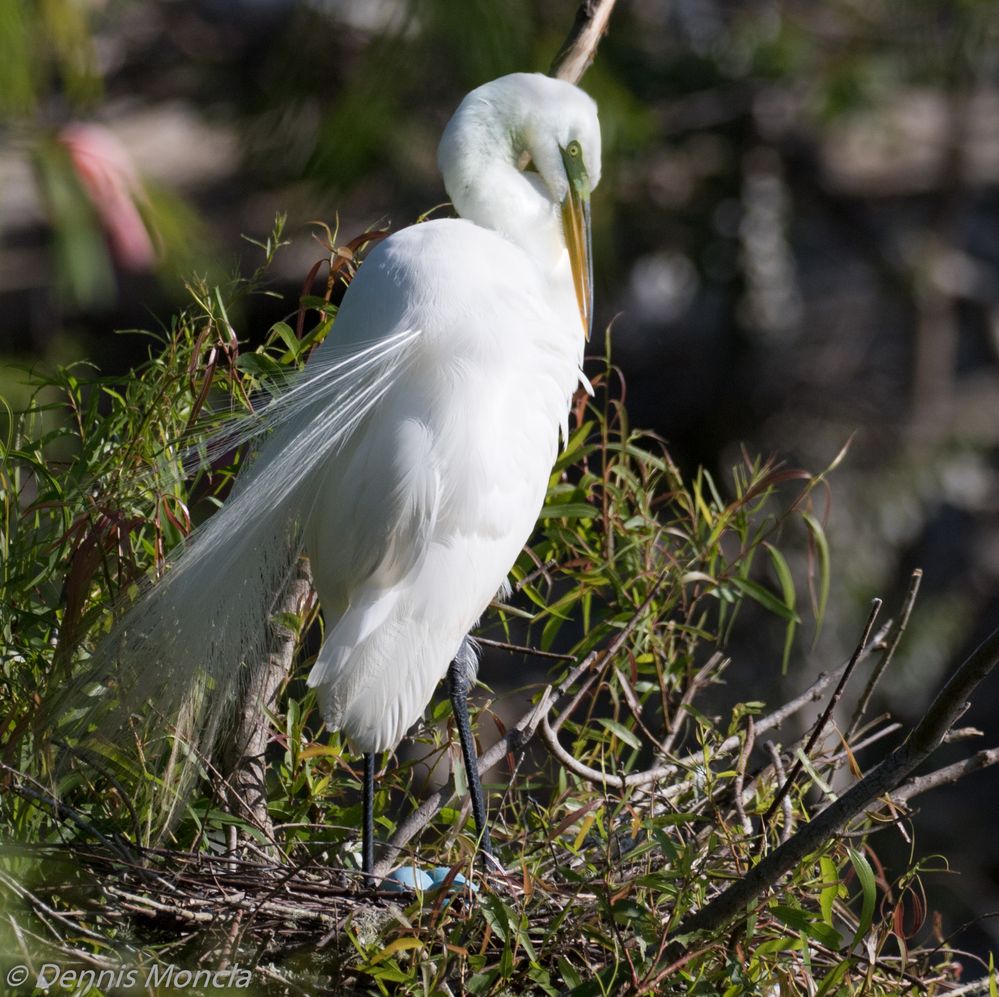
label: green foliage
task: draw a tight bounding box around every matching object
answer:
[0,222,982,994]
[0,0,99,118]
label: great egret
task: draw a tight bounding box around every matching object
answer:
[83,73,600,877]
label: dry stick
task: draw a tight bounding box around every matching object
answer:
[540,710,679,790]
[223,559,313,843]
[704,624,891,772]
[936,976,999,997]
[944,726,985,743]
[848,569,923,740]
[538,631,893,803]
[889,746,999,805]
[659,652,728,756]
[476,636,574,662]
[828,722,903,763]
[763,741,794,843]
[733,717,756,835]
[763,599,882,822]
[674,625,999,940]
[550,0,619,83]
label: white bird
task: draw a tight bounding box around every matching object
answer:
[84,73,600,876]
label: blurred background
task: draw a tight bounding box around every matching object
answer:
[1,0,997,966]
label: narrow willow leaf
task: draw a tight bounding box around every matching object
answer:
[730,576,801,623]
[764,542,797,673]
[819,855,839,926]
[848,847,878,945]
[370,936,424,964]
[597,717,642,751]
[802,511,831,635]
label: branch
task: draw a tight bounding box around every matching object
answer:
[550,0,618,84]
[764,741,794,843]
[889,747,999,805]
[848,569,922,738]
[222,558,313,842]
[764,599,882,821]
[706,621,892,767]
[539,709,678,790]
[674,626,999,939]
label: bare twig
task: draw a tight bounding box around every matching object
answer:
[539,709,677,791]
[944,727,984,742]
[223,559,313,841]
[764,741,794,843]
[659,652,727,756]
[827,722,903,763]
[764,599,881,821]
[733,718,756,835]
[848,569,923,738]
[936,975,999,996]
[550,0,618,84]
[889,747,999,805]
[704,625,891,769]
[674,625,999,939]
[476,636,573,662]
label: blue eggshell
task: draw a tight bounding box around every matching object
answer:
[427,867,478,893]
[383,866,433,892]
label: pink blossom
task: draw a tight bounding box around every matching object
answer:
[59,122,157,271]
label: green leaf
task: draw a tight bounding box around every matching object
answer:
[848,847,877,945]
[770,904,841,949]
[465,969,500,995]
[730,575,801,623]
[481,893,512,943]
[764,541,797,673]
[819,855,839,926]
[814,959,851,997]
[268,320,301,359]
[236,352,285,380]
[596,717,642,752]
[802,511,831,635]
[557,957,582,990]
[541,502,598,520]
[566,963,624,997]
[370,937,424,964]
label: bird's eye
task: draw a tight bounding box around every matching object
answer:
[566,140,582,158]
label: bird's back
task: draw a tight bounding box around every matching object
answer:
[303,218,581,752]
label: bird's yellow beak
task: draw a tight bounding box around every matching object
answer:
[560,143,593,340]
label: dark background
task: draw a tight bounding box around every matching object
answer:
[2,0,997,965]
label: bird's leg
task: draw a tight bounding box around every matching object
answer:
[447,642,495,861]
[362,752,375,880]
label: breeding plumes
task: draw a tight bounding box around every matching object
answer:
[77,73,601,876]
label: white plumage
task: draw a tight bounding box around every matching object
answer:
[93,73,601,768]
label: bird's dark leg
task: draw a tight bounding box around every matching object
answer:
[362,752,375,880]
[448,642,494,861]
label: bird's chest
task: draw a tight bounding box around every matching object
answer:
[418,330,577,538]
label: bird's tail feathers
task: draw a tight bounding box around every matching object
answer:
[308,616,466,755]
[48,329,420,836]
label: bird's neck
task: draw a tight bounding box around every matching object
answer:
[455,163,579,329]
[441,124,570,284]
[460,163,561,254]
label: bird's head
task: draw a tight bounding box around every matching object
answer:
[439,73,601,338]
